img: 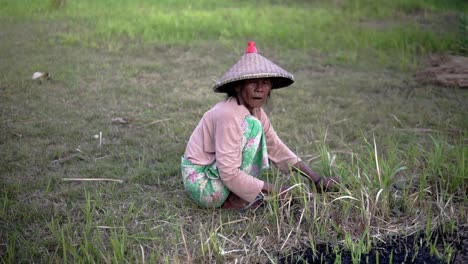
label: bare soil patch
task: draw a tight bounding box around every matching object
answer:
[416,55,468,88]
[279,225,468,263]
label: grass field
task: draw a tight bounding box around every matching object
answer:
[1,0,467,263]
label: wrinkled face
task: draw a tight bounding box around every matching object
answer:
[236,78,272,112]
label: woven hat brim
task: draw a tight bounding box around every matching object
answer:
[214,75,294,93]
[212,52,294,93]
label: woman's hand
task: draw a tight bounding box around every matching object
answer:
[292,161,340,192]
[316,177,340,192]
[278,185,291,200]
[262,182,290,200]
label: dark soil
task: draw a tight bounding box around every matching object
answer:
[415,55,468,88]
[278,225,468,264]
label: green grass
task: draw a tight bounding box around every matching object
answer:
[1,0,467,263]
[1,0,466,68]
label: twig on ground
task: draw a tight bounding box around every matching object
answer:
[61,178,123,183]
[180,224,192,264]
[331,118,349,125]
[139,245,145,264]
[396,128,463,134]
[96,226,124,229]
[94,155,111,161]
[75,148,85,154]
[217,233,238,246]
[217,233,247,255]
[139,118,171,128]
[259,243,276,263]
[280,227,294,251]
[9,130,22,137]
[214,218,249,233]
[51,154,82,164]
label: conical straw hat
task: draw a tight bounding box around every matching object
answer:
[213,42,294,93]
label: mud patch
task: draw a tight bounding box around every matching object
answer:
[416,55,468,88]
[279,226,468,264]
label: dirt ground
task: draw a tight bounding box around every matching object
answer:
[416,55,468,88]
[280,225,468,263]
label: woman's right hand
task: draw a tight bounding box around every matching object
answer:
[278,185,291,200]
[262,182,290,200]
[316,177,340,191]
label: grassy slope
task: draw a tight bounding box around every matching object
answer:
[0,0,467,263]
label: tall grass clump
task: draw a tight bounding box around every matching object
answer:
[267,133,466,262]
[423,135,467,197]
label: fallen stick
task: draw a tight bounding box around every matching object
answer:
[179,224,192,264]
[61,178,123,183]
[140,118,171,127]
[51,154,84,164]
[396,128,463,134]
[96,226,124,229]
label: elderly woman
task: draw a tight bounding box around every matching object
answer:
[182,42,338,210]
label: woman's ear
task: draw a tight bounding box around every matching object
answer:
[234,85,241,93]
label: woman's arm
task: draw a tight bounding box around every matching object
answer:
[256,108,339,191]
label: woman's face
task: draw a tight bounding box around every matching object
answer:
[236,78,272,112]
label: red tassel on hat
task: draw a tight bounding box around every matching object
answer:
[213,40,294,92]
[245,41,258,53]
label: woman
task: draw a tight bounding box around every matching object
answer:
[182,42,339,210]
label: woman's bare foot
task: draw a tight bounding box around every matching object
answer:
[221,192,248,210]
[221,192,264,210]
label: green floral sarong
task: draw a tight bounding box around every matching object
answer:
[181,115,269,208]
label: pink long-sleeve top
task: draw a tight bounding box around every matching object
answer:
[184,98,300,203]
